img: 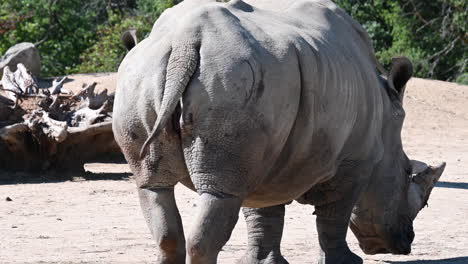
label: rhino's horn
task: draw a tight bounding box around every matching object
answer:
[412,162,446,188]
[408,161,446,216]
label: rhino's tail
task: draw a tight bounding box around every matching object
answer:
[139,41,199,159]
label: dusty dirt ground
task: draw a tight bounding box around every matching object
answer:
[1,75,467,263]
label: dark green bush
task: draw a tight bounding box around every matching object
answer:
[71,12,152,73]
[0,0,109,76]
[1,0,466,83]
[136,0,180,21]
[0,0,168,76]
[335,0,467,84]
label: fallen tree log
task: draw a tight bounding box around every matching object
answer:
[0,64,122,173]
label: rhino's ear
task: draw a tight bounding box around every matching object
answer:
[121,29,138,51]
[387,56,413,101]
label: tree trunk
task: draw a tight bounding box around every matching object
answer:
[0,64,122,174]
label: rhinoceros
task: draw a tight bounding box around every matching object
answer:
[112,0,446,263]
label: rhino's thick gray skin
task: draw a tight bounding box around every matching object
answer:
[113,0,445,263]
[0,42,41,78]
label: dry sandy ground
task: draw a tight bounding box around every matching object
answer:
[1,75,467,263]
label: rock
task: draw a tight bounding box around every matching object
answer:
[5,197,12,201]
[0,42,41,79]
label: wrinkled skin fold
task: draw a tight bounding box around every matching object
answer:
[112,0,446,263]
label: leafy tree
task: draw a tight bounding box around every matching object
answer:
[0,0,177,76]
[400,0,467,83]
[73,12,152,73]
[1,0,465,83]
[72,0,180,73]
[0,0,109,76]
[136,0,181,21]
[335,0,467,83]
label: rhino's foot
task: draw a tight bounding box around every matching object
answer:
[237,250,289,264]
[154,254,185,264]
[240,204,288,264]
[318,248,362,264]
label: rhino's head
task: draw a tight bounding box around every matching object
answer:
[350,57,446,255]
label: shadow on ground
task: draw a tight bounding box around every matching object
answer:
[436,181,468,190]
[0,162,132,185]
[387,256,468,263]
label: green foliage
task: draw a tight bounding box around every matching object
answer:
[335,0,468,83]
[136,0,180,21]
[457,73,468,85]
[72,12,152,73]
[72,0,182,73]
[0,0,172,76]
[1,0,466,83]
[0,0,108,76]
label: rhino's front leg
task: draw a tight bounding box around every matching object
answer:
[315,208,362,264]
[138,187,185,264]
[186,192,242,264]
[238,204,289,264]
[306,164,372,264]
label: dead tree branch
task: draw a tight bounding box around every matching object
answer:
[0,64,121,173]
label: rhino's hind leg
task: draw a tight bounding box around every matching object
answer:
[237,204,289,264]
[138,187,185,264]
[186,192,242,264]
